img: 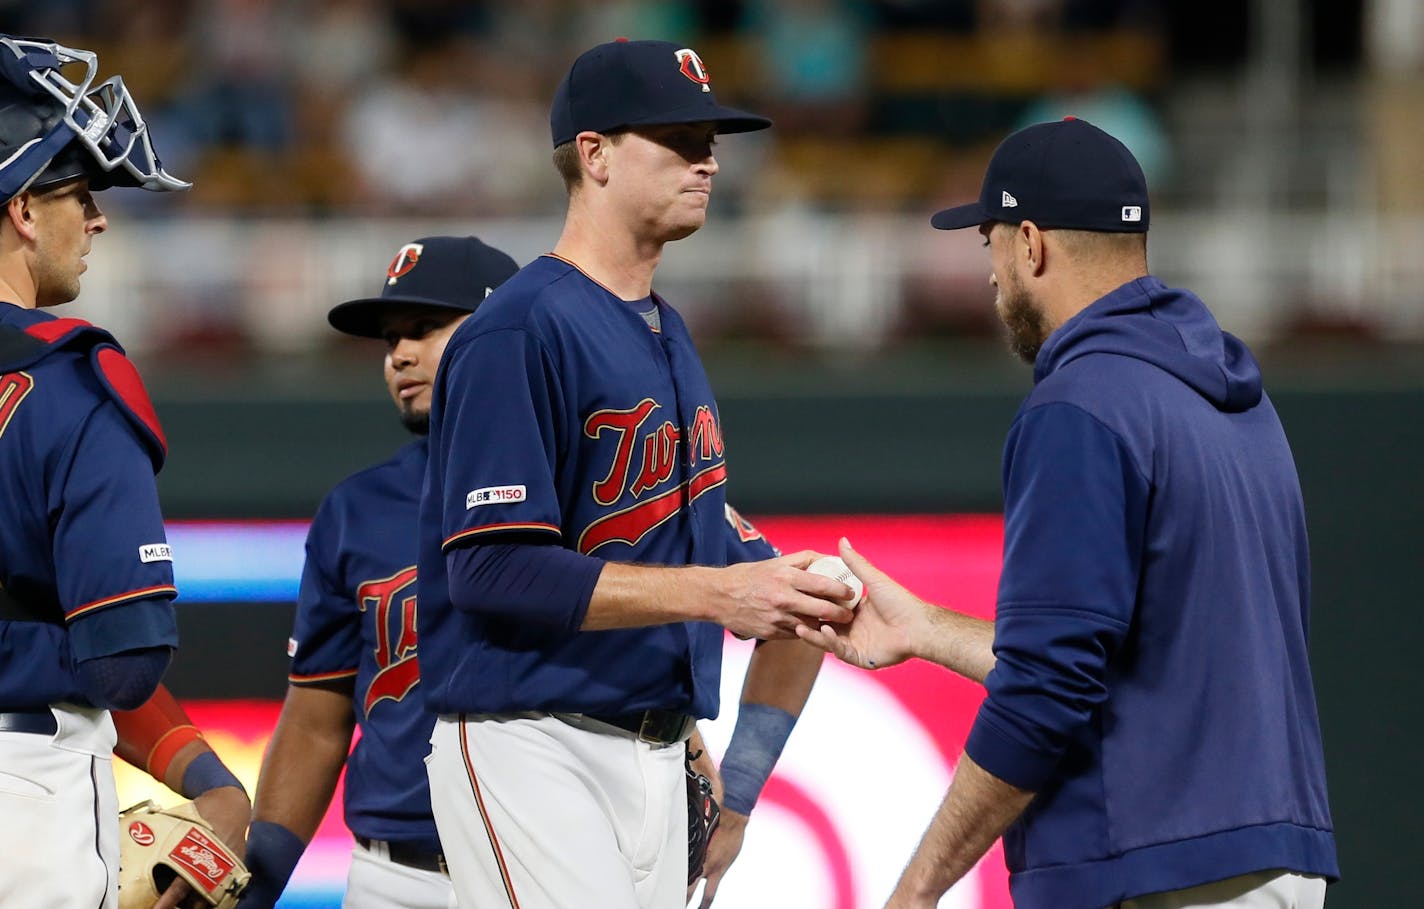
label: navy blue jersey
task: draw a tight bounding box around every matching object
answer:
[0,305,178,710]
[419,255,762,719]
[288,438,441,851]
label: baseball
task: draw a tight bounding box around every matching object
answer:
[806,556,865,609]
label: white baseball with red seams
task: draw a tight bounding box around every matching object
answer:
[806,556,865,608]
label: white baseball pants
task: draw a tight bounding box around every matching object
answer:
[0,705,118,909]
[343,840,456,909]
[1117,869,1328,908]
[427,713,687,909]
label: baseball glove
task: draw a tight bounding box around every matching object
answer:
[686,759,721,885]
[117,800,250,909]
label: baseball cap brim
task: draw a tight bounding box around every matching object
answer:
[930,203,992,231]
[327,296,474,339]
[622,100,771,134]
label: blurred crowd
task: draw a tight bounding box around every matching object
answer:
[8,0,1167,219]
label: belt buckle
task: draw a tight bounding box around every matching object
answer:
[637,710,691,745]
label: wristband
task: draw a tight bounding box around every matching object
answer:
[719,703,797,815]
[180,749,246,799]
[148,724,202,783]
[239,821,307,908]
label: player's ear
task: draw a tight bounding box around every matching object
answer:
[577,131,612,186]
[3,192,39,242]
[1020,221,1046,276]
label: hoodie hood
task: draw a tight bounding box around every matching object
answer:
[1033,276,1262,412]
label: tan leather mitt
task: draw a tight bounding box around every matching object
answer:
[118,800,250,909]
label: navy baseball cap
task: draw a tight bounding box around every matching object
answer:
[328,236,520,338]
[550,39,771,147]
[931,118,1149,233]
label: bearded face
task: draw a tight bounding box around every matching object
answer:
[993,245,1050,365]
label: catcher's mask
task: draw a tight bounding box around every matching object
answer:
[0,34,189,201]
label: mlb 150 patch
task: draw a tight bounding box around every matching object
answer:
[466,485,527,510]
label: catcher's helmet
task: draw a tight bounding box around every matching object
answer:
[0,34,188,201]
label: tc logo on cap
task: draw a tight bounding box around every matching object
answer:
[676,48,711,92]
[387,242,424,285]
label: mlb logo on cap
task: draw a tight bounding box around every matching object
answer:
[932,118,1150,233]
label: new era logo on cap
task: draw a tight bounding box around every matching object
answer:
[931,118,1150,234]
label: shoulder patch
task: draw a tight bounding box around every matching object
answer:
[93,346,167,470]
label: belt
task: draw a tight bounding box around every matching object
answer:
[579,709,696,745]
[356,836,448,875]
[0,709,58,736]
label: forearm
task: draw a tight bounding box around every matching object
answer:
[718,639,823,815]
[452,542,848,640]
[595,554,852,641]
[252,686,354,841]
[113,684,241,794]
[584,561,713,630]
[448,542,722,631]
[739,638,822,713]
[114,683,250,862]
[893,754,1034,904]
[919,607,996,685]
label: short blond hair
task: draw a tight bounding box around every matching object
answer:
[551,131,626,194]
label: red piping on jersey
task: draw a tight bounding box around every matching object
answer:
[66,584,178,620]
[545,253,663,331]
[544,252,624,299]
[460,716,522,909]
[289,668,358,685]
[443,522,561,551]
[576,461,727,555]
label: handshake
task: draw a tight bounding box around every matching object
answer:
[705,539,974,677]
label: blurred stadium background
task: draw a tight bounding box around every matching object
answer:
[9,1,1420,906]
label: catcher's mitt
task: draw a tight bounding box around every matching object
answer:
[118,800,250,909]
[686,760,721,885]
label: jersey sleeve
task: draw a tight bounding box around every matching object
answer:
[722,503,779,564]
[964,402,1149,791]
[289,499,361,685]
[51,400,178,662]
[436,328,565,551]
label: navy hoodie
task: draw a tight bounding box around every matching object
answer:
[963,277,1337,907]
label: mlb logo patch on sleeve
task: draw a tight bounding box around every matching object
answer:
[139,543,173,563]
[287,638,298,657]
[466,485,526,510]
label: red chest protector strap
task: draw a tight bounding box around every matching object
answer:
[0,317,167,471]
